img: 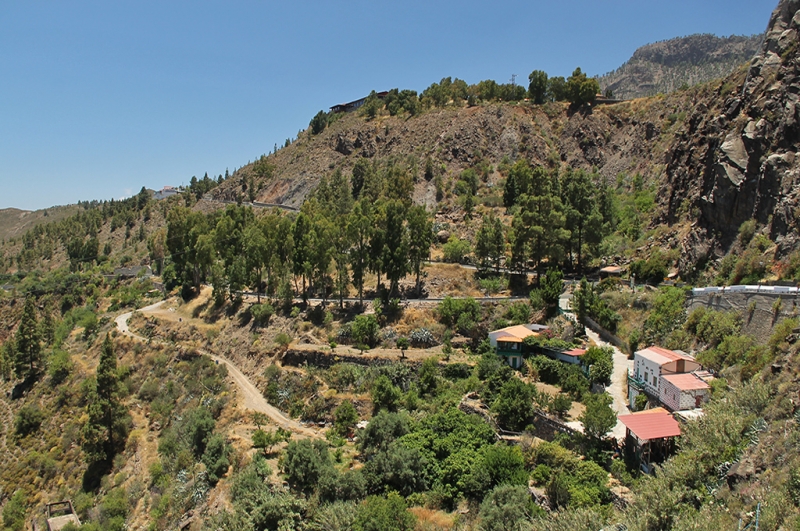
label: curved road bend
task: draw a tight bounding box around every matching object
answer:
[116,303,319,439]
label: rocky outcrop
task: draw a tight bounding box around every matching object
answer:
[666,0,800,272]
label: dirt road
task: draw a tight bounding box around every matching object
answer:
[115,303,321,439]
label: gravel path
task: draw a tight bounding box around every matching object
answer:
[115,303,321,439]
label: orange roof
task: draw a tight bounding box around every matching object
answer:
[491,325,539,341]
[662,373,710,391]
[618,407,681,441]
[496,335,522,343]
[562,348,587,357]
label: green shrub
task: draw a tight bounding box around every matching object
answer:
[250,303,275,326]
[2,490,27,531]
[275,332,292,348]
[48,349,72,385]
[354,493,416,531]
[442,235,471,263]
[14,404,45,436]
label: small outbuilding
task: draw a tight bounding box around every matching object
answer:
[618,408,681,474]
[659,373,710,412]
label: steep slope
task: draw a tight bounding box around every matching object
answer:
[664,0,800,271]
[599,33,763,100]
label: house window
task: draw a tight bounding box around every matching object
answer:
[644,373,648,383]
[652,376,657,388]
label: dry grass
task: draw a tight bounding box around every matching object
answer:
[409,507,456,530]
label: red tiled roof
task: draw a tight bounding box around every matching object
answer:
[562,348,587,357]
[496,335,522,343]
[662,373,710,391]
[618,407,681,441]
[637,346,695,365]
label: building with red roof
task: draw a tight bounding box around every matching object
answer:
[628,345,701,409]
[659,373,710,412]
[618,407,681,474]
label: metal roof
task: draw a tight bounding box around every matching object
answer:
[618,407,681,441]
[662,373,710,391]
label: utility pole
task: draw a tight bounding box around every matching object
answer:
[510,74,517,87]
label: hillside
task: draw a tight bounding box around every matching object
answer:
[5,1,800,530]
[0,205,82,242]
[598,33,763,100]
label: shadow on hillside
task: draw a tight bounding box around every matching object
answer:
[82,459,112,492]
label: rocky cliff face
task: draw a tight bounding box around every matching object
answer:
[599,33,763,100]
[665,0,800,271]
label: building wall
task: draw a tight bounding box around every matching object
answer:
[659,379,682,412]
[634,354,662,396]
[555,353,581,365]
[679,388,709,410]
[659,379,709,411]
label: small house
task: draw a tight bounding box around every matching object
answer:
[659,373,710,412]
[153,186,179,200]
[618,407,681,474]
[488,324,548,369]
[628,346,700,408]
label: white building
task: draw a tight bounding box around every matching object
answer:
[153,186,179,200]
[628,346,700,409]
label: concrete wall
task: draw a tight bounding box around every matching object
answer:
[687,290,800,343]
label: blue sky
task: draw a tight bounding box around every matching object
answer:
[0,0,777,210]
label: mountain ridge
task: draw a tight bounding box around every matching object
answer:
[599,33,763,100]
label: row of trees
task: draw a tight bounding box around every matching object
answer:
[309,67,603,131]
[499,161,614,273]
[528,68,602,106]
[164,166,433,305]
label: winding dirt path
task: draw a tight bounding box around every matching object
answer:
[116,303,320,439]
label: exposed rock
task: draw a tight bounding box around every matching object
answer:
[720,134,749,170]
[334,134,353,155]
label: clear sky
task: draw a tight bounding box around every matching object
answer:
[0,0,777,211]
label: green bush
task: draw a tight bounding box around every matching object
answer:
[14,404,45,436]
[437,296,481,328]
[354,493,416,531]
[250,303,275,326]
[48,349,72,385]
[442,235,471,263]
[334,400,359,436]
[2,489,27,531]
[351,314,380,348]
[275,332,292,348]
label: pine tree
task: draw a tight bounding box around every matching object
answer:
[14,297,41,380]
[406,206,433,297]
[82,334,129,464]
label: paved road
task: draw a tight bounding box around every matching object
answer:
[115,303,320,439]
[585,328,633,440]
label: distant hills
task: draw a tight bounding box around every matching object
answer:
[598,33,763,100]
